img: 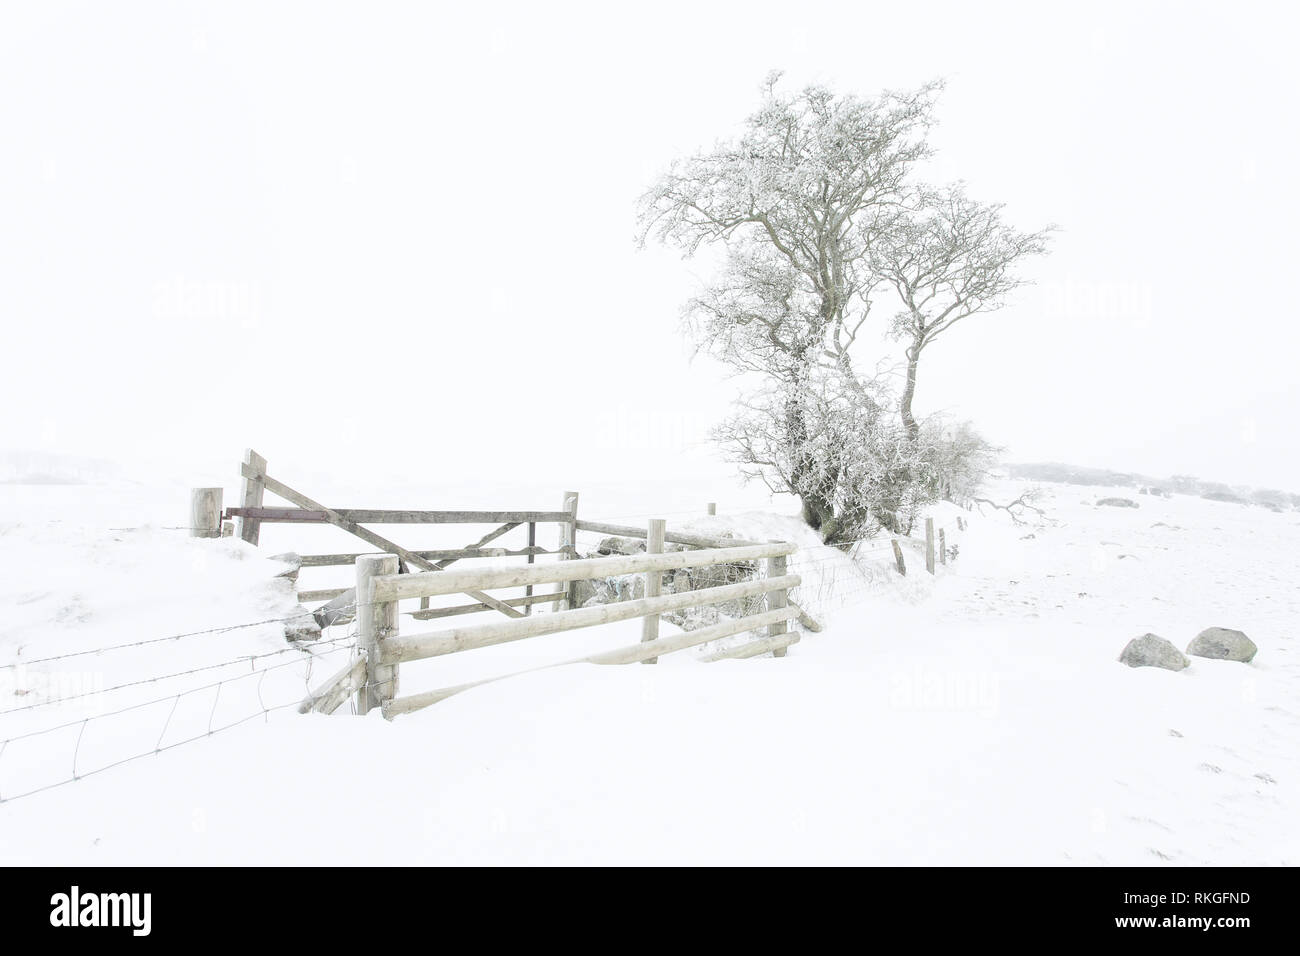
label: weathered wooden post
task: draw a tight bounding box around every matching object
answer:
[925,518,936,575]
[640,518,665,664]
[767,550,790,657]
[555,491,579,611]
[189,488,223,538]
[237,449,267,545]
[356,554,399,715]
[706,502,716,516]
[939,528,947,565]
[524,521,537,616]
[891,539,907,576]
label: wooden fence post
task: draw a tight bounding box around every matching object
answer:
[706,502,716,516]
[237,449,267,545]
[356,554,399,715]
[640,519,665,664]
[556,491,579,611]
[939,528,947,565]
[891,539,907,576]
[925,518,936,575]
[525,521,536,616]
[767,552,790,657]
[189,488,222,538]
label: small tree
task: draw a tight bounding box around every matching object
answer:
[639,74,941,536]
[872,184,1054,441]
[641,75,1049,543]
[925,419,1002,504]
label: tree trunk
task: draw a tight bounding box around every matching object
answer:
[900,342,921,443]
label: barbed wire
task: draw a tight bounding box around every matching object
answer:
[0,603,355,671]
[0,642,353,745]
[0,632,358,717]
[0,642,354,805]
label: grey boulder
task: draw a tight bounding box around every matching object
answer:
[1186,627,1257,663]
[596,536,645,556]
[1119,633,1190,671]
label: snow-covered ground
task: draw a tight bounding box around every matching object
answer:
[0,476,1295,865]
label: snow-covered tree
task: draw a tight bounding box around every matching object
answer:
[639,74,941,537]
[872,184,1054,441]
[923,419,1002,504]
[640,74,1046,543]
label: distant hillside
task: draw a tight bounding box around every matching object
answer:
[0,450,122,485]
[1002,462,1298,511]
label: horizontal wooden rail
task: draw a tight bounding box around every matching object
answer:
[575,519,823,632]
[575,519,758,550]
[407,591,565,621]
[372,541,796,603]
[225,505,569,525]
[226,506,328,523]
[381,605,801,717]
[334,509,573,524]
[378,572,799,665]
[299,546,563,568]
[699,631,802,662]
[298,587,349,603]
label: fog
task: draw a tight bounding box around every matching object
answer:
[3,1,1297,492]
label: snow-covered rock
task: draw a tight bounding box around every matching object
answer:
[1118,633,1190,671]
[1097,497,1139,508]
[596,536,645,556]
[1186,627,1257,663]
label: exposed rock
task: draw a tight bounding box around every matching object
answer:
[269,552,302,586]
[613,574,646,602]
[1186,627,1257,663]
[596,536,645,556]
[577,574,646,607]
[1118,633,1190,671]
[691,561,757,590]
[664,606,721,631]
[572,578,604,608]
[1097,497,1139,508]
[285,606,322,643]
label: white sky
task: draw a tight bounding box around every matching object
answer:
[3,0,1298,492]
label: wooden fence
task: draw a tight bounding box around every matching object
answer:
[191,449,975,720]
[205,450,582,635]
[318,537,804,718]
